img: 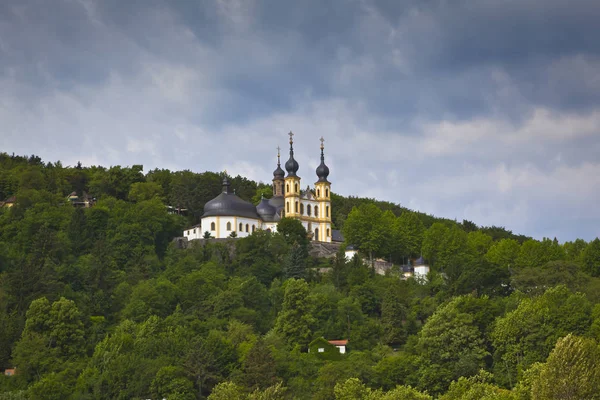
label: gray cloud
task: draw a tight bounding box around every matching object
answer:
[1,0,599,241]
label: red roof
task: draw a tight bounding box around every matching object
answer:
[328,340,348,346]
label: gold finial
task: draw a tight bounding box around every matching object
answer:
[320,136,325,150]
[288,131,294,144]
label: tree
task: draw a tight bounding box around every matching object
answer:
[274,279,315,348]
[416,297,489,395]
[342,204,394,266]
[421,223,449,267]
[581,238,600,277]
[531,334,600,400]
[381,281,409,346]
[440,371,517,400]
[485,239,520,269]
[491,286,592,387]
[185,330,238,397]
[395,211,425,259]
[241,338,278,390]
[12,297,85,381]
[128,181,163,202]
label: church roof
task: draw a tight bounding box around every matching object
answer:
[415,256,427,266]
[202,177,260,219]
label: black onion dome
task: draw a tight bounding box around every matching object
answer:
[273,147,285,179]
[316,160,329,182]
[316,139,330,182]
[285,132,300,177]
[202,177,260,219]
[415,256,426,266]
[257,198,277,221]
[273,164,285,179]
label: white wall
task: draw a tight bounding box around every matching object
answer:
[414,265,430,282]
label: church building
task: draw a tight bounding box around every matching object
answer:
[183,132,333,242]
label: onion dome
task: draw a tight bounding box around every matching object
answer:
[316,136,330,182]
[415,256,426,266]
[202,177,260,219]
[257,197,277,221]
[268,195,284,210]
[285,131,300,177]
[273,146,285,179]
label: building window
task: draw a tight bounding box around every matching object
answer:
[315,228,319,241]
[246,224,249,232]
[307,205,311,216]
[326,188,329,197]
[252,225,256,232]
[300,203,304,215]
[193,228,196,234]
[317,189,320,197]
[211,222,216,231]
[315,206,319,217]
[327,228,330,237]
[318,348,324,353]
[226,222,231,231]
[239,223,243,231]
[295,183,298,192]
[286,202,289,213]
[286,184,289,193]
[295,201,298,212]
[326,206,329,217]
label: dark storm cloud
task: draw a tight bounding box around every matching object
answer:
[1,0,599,241]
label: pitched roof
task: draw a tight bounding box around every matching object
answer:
[328,339,348,346]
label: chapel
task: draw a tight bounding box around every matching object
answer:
[183,132,333,242]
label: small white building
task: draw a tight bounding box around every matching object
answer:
[328,339,348,354]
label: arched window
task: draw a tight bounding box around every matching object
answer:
[193,228,196,234]
[246,224,249,232]
[315,206,319,217]
[286,184,289,193]
[326,206,329,217]
[295,183,298,192]
[286,202,290,213]
[300,203,304,215]
[239,223,243,231]
[326,188,329,197]
[295,201,299,212]
[314,228,319,241]
[252,225,256,232]
[211,222,216,231]
[226,222,231,231]
[317,189,320,197]
[327,228,330,237]
[307,204,311,216]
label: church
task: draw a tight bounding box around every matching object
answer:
[183,132,334,242]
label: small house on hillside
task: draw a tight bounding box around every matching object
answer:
[308,338,348,360]
[0,196,16,208]
[67,191,95,208]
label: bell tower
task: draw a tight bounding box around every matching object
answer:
[314,137,332,242]
[284,131,301,218]
[272,146,285,197]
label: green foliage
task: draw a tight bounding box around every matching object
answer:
[531,334,600,400]
[491,286,592,387]
[274,279,315,348]
[2,152,600,399]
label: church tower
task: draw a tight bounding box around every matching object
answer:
[284,131,301,218]
[314,137,332,241]
[272,146,285,197]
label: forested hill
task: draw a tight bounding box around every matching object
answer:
[1,152,600,399]
[0,152,529,240]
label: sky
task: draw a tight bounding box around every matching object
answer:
[1,0,600,242]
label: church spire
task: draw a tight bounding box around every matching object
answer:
[316,136,330,182]
[273,145,285,180]
[285,131,299,177]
